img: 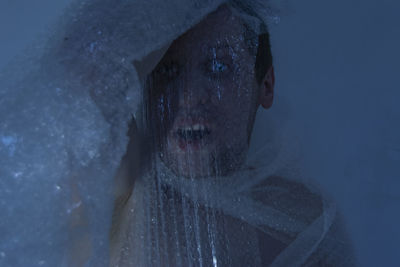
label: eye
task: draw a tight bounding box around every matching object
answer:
[210,59,228,73]
[154,61,180,80]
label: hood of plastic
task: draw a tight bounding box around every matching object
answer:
[0,0,285,266]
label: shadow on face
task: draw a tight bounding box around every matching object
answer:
[146,5,273,178]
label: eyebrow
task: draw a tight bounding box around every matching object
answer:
[207,43,235,56]
[208,43,230,50]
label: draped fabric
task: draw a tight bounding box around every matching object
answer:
[110,138,355,266]
[0,0,356,266]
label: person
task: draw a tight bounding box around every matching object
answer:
[109,3,355,267]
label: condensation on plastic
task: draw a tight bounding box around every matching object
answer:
[0,0,354,266]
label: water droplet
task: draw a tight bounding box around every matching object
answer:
[212,256,218,267]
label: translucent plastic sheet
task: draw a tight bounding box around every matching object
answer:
[0,0,360,266]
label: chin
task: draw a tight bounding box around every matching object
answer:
[162,150,216,178]
[158,134,216,177]
[160,150,246,179]
[159,134,248,178]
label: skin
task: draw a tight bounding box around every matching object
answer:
[77,5,351,267]
[109,5,280,266]
[148,5,275,178]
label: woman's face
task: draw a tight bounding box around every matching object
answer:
[148,6,261,178]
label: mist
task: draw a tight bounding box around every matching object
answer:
[1,0,399,266]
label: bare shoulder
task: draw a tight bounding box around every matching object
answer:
[252,175,324,226]
[251,175,357,266]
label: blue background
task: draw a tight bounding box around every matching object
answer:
[0,0,399,266]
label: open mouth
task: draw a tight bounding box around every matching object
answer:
[176,124,211,142]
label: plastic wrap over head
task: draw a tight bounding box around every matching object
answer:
[44,0,282,118]
[0,0,285,266]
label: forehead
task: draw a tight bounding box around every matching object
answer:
[166,6,247,56]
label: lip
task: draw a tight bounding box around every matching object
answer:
[173,117,212,131]
[170,116,214,151]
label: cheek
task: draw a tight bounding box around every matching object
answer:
[216,95,255,139]
[215,81,257,140]
[217,81,256,114]
[223,65,255,99]
[153,86,179,123]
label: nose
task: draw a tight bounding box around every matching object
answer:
[178,68,209,108]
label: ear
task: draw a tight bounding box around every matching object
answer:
[258,66,275,109]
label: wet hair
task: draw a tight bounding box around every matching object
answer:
[255,32,273,85]
[229,1,273,84]
[244,24,273,85]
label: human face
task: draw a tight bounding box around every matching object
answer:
[147,6,262,178]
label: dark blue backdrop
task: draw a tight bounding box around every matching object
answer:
[0,0,399,266]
